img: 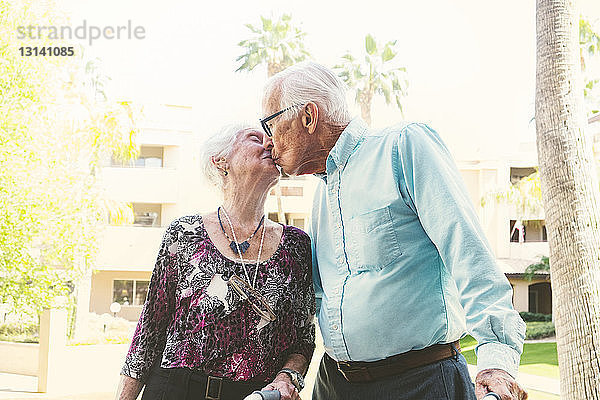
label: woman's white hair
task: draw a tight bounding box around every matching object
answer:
[199,123,252,190]
[263,61,351,125]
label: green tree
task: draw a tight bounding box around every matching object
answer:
[335,34,408,125]
[483,170,544,243]
[580,17,600,117]
[236,13,311,225]
[0,0,138,322]
[524,255,550,281]
[236,14,311,78]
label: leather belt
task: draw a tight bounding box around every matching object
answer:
[329,341,461,383]
[160,367,266,399]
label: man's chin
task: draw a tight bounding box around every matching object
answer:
[275,162,295,176]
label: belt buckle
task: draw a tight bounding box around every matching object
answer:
[205,376,223,400]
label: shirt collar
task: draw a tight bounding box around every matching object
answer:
[313,172,327,183]
[327,117,368,172]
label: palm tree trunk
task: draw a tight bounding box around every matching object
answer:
[536,1,600,398]
[360,102,371,126]
[360,91,373,125]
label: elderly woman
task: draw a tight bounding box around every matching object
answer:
[115,124,316,400]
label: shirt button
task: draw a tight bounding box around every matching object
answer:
[332,324,339,330]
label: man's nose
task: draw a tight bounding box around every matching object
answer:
[263,134,273,150]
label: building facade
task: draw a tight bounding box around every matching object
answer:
[88,109,600,321]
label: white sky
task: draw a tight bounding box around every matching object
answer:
[57,0,600,161]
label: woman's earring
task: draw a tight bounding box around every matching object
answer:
[223,170,228,176]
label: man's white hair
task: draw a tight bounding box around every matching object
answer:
[199,123,252,190]
[263,61,351,125]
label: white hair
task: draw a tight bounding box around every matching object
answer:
[263,61,351,125]
[199,123,252,190]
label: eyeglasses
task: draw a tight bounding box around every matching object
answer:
[260,104,302,137]
[228,274,276,322]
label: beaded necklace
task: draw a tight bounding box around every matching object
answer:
[218,207,264,254]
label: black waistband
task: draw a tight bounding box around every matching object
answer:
[159,367,266,400]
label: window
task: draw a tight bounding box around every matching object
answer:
[267,213,306,229]
[132,203,161,227]
[113,280,133,305]
[136,146,164,168]
[111,145,164,168]
[135,281,149,305]
[509,220,520,243]
[509,220,547,243]
[528,290,539,313]
[510,167,536,185]
[292,218,305,230]
[113,280,150,306]
[510,284,515,307]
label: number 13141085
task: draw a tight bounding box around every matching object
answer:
[19,47,74,56]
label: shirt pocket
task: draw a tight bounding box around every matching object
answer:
[346,206,402,272]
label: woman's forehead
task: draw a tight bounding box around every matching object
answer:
[236,127,262,137]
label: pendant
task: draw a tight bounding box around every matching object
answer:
[230,240,250,254]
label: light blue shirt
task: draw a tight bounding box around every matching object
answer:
[309,118,526,378]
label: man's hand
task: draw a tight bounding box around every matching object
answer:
[475,369,528,400]
[262,372,301,400]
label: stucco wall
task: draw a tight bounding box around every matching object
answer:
[91,270,151,321]
[508,277,551,314]
[0,341,38,376]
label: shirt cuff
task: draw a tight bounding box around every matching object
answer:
[475,342,520,379]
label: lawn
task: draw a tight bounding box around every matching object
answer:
[459,336,559,378]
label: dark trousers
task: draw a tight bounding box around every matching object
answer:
[141,367,266,400]
[312,353,476,400]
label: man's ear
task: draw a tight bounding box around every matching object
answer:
[302,102,319,134]
[211,156,229,174]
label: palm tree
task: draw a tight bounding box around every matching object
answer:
[334,34,408,125]
[580,17,600,118]
[236,14,310,78]
[235,14,311,226]
[483,170,544,243]
[536,1,600,398]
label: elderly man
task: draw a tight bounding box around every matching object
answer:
[261,61,527,400]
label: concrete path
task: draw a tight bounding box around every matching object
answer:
[0,373,114,400]
[0,363,561,400]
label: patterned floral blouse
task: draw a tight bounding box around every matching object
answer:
[121,214,316,383]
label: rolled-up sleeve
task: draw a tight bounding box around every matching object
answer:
[120,222,179,382]
[397,123,526,378]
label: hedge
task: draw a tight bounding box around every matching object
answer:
[526,321,555,340]
[0,322,39,343]
[519,312,552,322]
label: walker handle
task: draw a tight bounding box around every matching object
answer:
[243,390,281,400]
[482,393,502,400]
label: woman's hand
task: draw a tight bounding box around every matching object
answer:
[262,372,301,400]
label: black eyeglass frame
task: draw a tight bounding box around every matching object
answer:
[260,104,302,137]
